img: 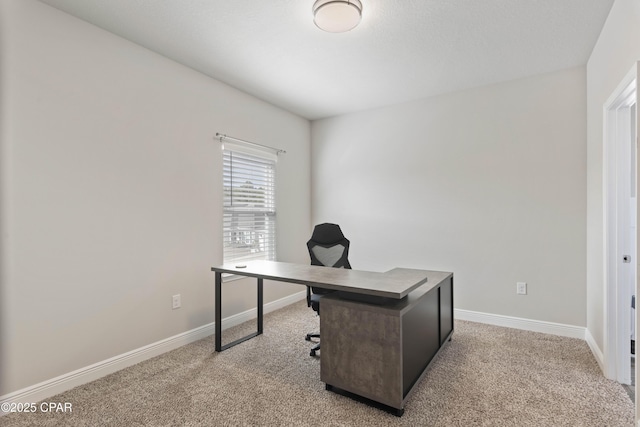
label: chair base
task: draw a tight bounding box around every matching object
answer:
[310,342,320,357]
[306,333,321,356]
[305,333,320,341]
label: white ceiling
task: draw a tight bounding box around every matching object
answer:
[38,0,614,120]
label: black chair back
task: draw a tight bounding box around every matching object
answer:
[307,223,351,299]
[307,223,351,269]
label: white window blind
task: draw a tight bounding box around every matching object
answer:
[223,148,276,265]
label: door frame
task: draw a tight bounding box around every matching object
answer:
[603,63,638,388]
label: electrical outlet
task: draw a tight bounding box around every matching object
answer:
[172,294,181,309]
[516,282,527,295]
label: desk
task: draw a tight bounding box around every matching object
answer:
[211,260,454,415]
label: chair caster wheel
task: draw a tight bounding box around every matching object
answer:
[305,335,311,341]
[310,350,316,357]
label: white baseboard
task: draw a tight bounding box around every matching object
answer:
[1,299,593,412]
[456,310,613,382]
[0,290,307,410]
[454,309,586,340]
[584,328,606,373]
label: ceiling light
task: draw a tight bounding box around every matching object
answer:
[313,0,363,33]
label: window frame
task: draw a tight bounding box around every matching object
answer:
[222,145,277,274]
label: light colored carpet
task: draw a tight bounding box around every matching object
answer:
[2,301,634,426]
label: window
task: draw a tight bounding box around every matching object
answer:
[223,147,276,265]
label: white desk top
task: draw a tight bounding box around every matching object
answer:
[212,260,451,299]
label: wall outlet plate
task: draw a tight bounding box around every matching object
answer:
[172,294,181,309]
[516,282,527,295]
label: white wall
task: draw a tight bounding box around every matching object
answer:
[312,67,587,327]
[0,0,310,396]
[586,0,640,356]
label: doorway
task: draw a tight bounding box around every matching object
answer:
[604,63,638,405]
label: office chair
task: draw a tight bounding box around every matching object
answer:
[305,223,351,357]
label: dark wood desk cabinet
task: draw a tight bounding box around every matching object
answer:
[320,271,454,415]
[211,261,453,416]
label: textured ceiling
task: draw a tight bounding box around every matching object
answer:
[38,0,614,120]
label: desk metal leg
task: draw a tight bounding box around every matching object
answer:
[215,275,264,352]
[257,278,263,334]
[215,272,222,352]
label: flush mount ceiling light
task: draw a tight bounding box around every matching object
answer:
[313,0,363,33]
